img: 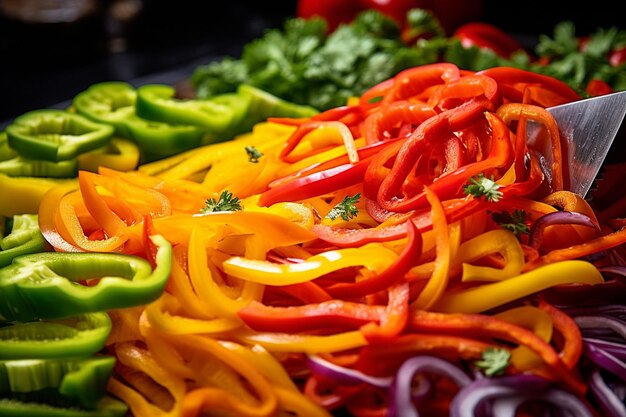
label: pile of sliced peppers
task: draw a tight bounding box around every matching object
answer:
[0,212,173,416]
[3,62,626,417]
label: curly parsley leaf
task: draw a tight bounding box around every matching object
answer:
[200,190,242,213]
[245,146,263,163]
[464,174,503,202]
[475,347,511,377]
[491,209,529,237]
[326,193,361,221]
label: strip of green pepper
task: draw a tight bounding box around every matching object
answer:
[0,214,48,268]
[73,82,206,161]
[0,133,16,162]
[0,355,115,410]
[0,156,78,178]
[136,83,318,140]
[135,83,246,134]
[0,312,111,359]
[0,235,172,321]
[0,395,127,417]
[5,110,114,162]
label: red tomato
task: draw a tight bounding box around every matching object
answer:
[609,46,626,66]
[453,22,524,58]
[585,79,614,96]
[296,0,367,32]
[296,0,484,36]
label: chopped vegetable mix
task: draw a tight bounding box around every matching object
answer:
[2,6,626,417]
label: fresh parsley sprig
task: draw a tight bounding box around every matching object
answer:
[326,193,361,221]
[475,347,511,377]
[245,146,263,163]
[464,173,503,202]
[490,209,529,237]
[200,190,242,213]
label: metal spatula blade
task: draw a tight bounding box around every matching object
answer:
[544,90,626,197]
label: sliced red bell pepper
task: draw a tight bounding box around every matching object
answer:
[326,221,421,297]
[237,300,385,333]
[376,107,513,212]
[258,158,370,206]
[476,67,581,107]
[408,310,587,394]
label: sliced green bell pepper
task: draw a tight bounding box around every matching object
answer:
[0,133,17,162]
[5,110,114,162]
[0,395,127,417]
[1,132,77,178]
[0,235,172,321]
[135,83,245,134]
[0,355,115,410]
[0,214,48,268]
[135,83,318,140]
[73,82,206,161]
[0,312,111,359]
[0,156,78,178]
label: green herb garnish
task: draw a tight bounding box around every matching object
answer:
[326,193,361,221]
[475,347,511,377]
[490,209,529,237]
[464,173,503,202]
[245,146,263,163]
[200,190,242,213]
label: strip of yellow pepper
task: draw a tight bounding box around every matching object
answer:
[236,330,368,354]
[222,243,398,285]
[456,229,525,282]
[433,260,604,313]
[0,173,76,217]
[77,137,140,173]
[493,306,553,370]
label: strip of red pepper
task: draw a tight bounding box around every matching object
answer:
[325,221,421,298]
[237,300,385,333]
[407,310,587,394]
[376,104,513,212]
[535,298,583,369]
[476,67,581,107]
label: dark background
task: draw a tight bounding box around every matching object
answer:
[1,0,624,125]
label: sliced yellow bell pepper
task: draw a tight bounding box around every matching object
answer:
[456,229,525,282]
[433,260,604,314]
[222,243,398,286]
[0,173,76,217]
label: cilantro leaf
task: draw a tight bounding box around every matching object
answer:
[475,347,511,377]
[490,210,529,237]
[326,193,361,221]
[464,174,503,202]
[200,190,242,213]
[245,146,263,163]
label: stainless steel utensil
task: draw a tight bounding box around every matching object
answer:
[540,90,626,197]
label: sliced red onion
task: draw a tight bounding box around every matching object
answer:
[409,374,432,402]
[599,265,626,278]
[388,356,472,417]
[306,354,392,388]
[584,338,626,361]
[584,344,626,382]
[531,388,594,417]
[564,304,626,318]
[489,396,526,417]
[589,368,626,417]
[528,211,599,249]
[574,315,626,340]
[453,382,595,417]
[449,374,595,417]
